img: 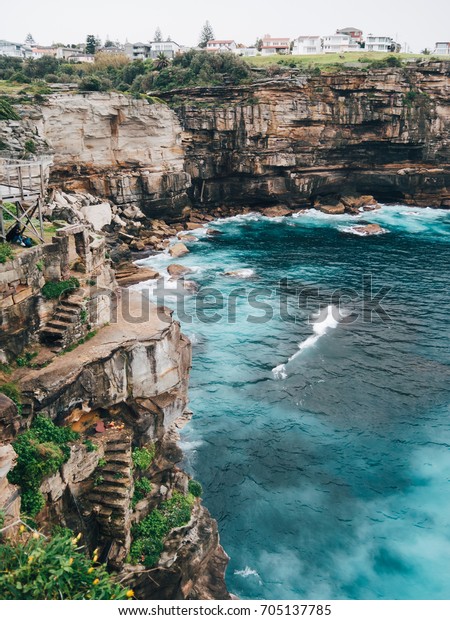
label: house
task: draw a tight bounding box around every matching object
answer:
[322,34,353,53]
[0,39,33,58]
[68,54,95,63]
[434,42,450,55]
[31,46,58,59]
[206,40,237,52]
[124,42,152,60]
[149,40,182,59]
[292,36,322,55]
[366,36,400,53]
[232,47,258,57]
[336,27,363,43]
[261,34,290,55]
[55,46,84,60]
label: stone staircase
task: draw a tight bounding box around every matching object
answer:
[40,293,86,349]
[89,431,133,550]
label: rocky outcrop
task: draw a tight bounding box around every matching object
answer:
[162,62,450,209]
[31,93,192,221]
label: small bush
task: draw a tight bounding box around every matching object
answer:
[16,351,38,368]
[0,382,22,407]
[8,416,79,516]
[0,529,129,599]
[132,477,152,507]
[188,479,203,498]
[132,445,155,471]
[24,139,36,154]
[41,277,80,300]
[83,439,98,452]
[0,244,14,264]
[130,492,193,567]
[0,99,20,120]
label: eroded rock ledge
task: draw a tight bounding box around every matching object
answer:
[1,291,230,600]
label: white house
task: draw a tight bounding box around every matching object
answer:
[434,42,450,55]
[261,34,290,55]
[150,40,181,59]
[292,36,322,55]
[124,42,152,60]
[232,47,258,57]
[336,27,363,43]
[68,54,95,64]
[206,40,237,52]
[322,34,353,53]
[31,46,58,59]
[366,36,399,53]
[0,40,33,58]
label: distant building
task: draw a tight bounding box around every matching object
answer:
[322,34,354,53]
[366,36,400,53]
[68,54,95,63]
[150,40,182,58]
[124,42,152,60]
[206,40,237,52]
[292,36,322,55]
[434,42,450,55]
[0,39,33,58]
[232,47,258,57]
[55,46,84,60]
[31,46,58,58]
[261,34,290,55]
[336,27,363,43]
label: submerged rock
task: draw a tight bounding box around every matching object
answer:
[343,223,388,236]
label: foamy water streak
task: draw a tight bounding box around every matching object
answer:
[273,305,339,380]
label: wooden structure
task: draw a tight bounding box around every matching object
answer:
[0,158,51,244]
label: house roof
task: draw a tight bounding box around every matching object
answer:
[297,36,320,39]
[263,37,290,42]
[208,40,235,44]
[337,27,363,33]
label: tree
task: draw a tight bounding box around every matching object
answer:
[25,33,35,46]
[85,34,97,54]
[421,48,431,55]
[255,38,263,52]
[154,27,163,42]
[154,52,170,71]
[199,21,214,48]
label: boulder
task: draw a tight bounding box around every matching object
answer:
[185,222,203,231]
[206,229,222,236]
[167,264,194,278]
[80,202,113,231]
[177,234,198,243]
[170,243,189,258]
[116,265,160,286]
[319,203,346,215]
[261,205,292,217]
[347,224,387,236]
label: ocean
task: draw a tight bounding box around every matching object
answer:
[137,205,450,600]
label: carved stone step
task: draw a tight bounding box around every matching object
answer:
[105,443,131,453]
[101,474,130,487]
[90,484,129,498]
[54,311,78,323]
[47,320,71,330]
[90,495,128,511]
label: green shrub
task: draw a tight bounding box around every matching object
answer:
[41,277,80,300]
[188,479,203,498]
[132,477,152,507]
[24,139,36,154]
[130,492,193,567]
[132,445,155,471]
[83,439,98,453]
[97,458,107,468]
[0,382,22,407]
[16,351,38,368]
[8,416,79,517]
[0,529,129,599]
[0,244,14,264]
[0,99,20,120]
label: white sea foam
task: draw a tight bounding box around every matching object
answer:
[224,268,256,279]
[272,305,339,379]
[234,567,263,584]
[339,225,389,237]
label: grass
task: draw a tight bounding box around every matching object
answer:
[246,51,438,68]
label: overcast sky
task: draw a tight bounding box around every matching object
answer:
[3,0,449,52]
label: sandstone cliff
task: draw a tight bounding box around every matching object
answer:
[164,62,450,208]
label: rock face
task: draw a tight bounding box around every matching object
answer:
[34,93,192,221]
[165,63,450,209]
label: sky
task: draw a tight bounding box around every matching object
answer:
[3,0,450,53]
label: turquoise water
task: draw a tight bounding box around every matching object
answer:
[138,206,450,600]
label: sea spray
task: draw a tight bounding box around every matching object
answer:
[272,305,339,379]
